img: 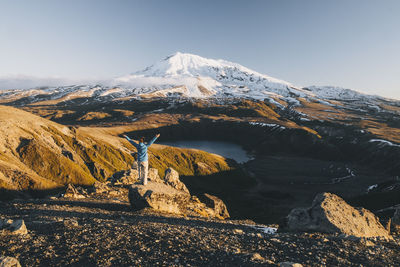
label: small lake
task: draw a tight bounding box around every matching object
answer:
[159,140,253,163]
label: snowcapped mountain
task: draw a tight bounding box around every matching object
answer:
[113,52,311,101]
[0,52,396,107]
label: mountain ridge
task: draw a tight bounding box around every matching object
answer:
[1,52,396,103]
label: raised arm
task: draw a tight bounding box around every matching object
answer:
[123,135,139,149]
[146,134,160,147]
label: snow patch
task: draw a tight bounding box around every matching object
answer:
[369,139,400,147]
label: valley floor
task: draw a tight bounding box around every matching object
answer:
[1,197,399,267]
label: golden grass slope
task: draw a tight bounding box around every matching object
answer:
[0,105,234,192]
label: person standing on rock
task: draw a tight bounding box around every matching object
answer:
[123,134,160,185]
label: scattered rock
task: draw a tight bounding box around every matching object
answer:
[284,192,391,238]
[251,253,265,261]
[199,193,230,219]
[0,256,21,267]
[279,262,303,267]
[63,184,86,199]
[63,219,79,228]
[0,219,28,235]
[163,168,189,193]
[91,181,110,194]
[233,229,244,235]
[119,168,139,185]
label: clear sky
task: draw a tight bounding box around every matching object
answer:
[0,0,399,98]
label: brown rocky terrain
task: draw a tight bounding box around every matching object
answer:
[1,194,399,267]
[1,93,400,266]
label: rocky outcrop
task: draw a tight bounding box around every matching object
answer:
[129,182,191,214]
[163,168,189,193]
[148,168,162,183]
[200,193,230,219]
[128,171,230,219]
[63,184,86,199]
[112,167,161,185]
[0,256,21,267]
[91,181,110,194]
[0,219,28,235]
[119,168,139,185]
[284,192,390,238]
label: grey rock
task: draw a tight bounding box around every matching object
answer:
[279,262,303,267]
[128,181,230,219]
[250,253,264,261]
[0,256,21,267]
[91,181,110,194]
[63,184,85,199]
[285,192,391,238]
[200,193,230,219]
[0,219,27,235]
[129,182,191,214]
[163,168,189,193]
[148,168,162,183]
[119,168,139,185]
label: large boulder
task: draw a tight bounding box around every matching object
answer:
[284,192,390,238]
[128,182,230,219]
[148,168,162,183]
[0,256,21,267]
[119,168,139,185]
[0,219,28,235]
[63,184,86,199]
[163,168,189,193]
[199,193,230,219]
[128,182,191,214]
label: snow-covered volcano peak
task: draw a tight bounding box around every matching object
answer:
[137,52,224,77]
[114,52,305,98]
[135,52,291,85]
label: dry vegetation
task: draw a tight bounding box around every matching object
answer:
[0,105,235,195]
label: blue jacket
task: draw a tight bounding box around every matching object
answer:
[125,135,158,162]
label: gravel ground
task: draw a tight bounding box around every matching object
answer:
[0,198,399,267]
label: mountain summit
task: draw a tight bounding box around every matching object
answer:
[114,52,308,99]
[0,52,388,104]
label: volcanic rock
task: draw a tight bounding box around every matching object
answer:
[200,193,230,219]
[119,168,139,185]
[0,256,21,267]
[163,168,189,193]
[148,168,162,183]
[128,182,191,214]
[279,262,303,267]
[0,219,28,235]
[63,184,86,199]
[91,181,110,194]
[128,181,230,219]
[284,192,390,238]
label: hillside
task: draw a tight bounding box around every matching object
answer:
[0,105,234,198]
